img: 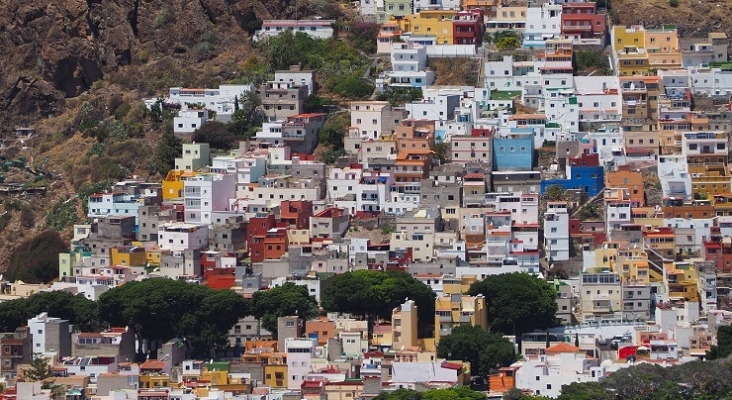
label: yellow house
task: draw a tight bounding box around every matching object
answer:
[145,249,162,266]
[442,275,478,295]
[434,294,488,344]
[616,244,651,284]
[111,245,146,266]
[371,324,393,347]
[263,353,288,388]
[394,10,457,44]
[322,380,364,400]
[162,170,196,200]
[665,262,699,302]
[612,25,681,75]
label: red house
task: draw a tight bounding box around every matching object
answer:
[453,10,484,45]
[560,2,606,44]
[247,212,289,263]
[280,200,313,230]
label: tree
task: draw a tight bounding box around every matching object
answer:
[239,90,263,126]
[334,77,374,99]
[707,325,732,360]
[374,387,487,400]
[437,326,516,376]
[5,231,67,284]
[495,31,521,51]
[262,30,304,71]
[250,282,319,336]
[544,184,569,202]
[349,22,381,54]
[321,270,436,334]
[503,388,550,400]
[319,113,349,148]
[24,353,52,381]
[556,382,613,400]
[193,121,236,150]
[468,273,558,339]
[151,126,182,175]
[376,87,423,106]
[98,279,249,359]
[434,142,450,164]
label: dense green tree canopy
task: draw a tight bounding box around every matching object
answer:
[436,325,516,376]
[0,291,100,332]
[321,270,436,327]
[706,325,732,360]
[193,121,237,150]
[467,273,557,337]
[250,282,319,336]
[98,279,248,357]
[556,361,732,399]
[374,387,486,400]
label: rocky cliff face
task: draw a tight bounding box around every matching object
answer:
[0,0,319,131]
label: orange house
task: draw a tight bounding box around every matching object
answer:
[488,366,519,393]
[305,317,336,345]
[395,119,435,152]
[606,166,645,207]
[395,149,432,182]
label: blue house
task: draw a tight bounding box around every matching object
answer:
[493,128,535,171]
[540,153,605,197]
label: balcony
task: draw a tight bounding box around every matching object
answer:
[563,24,592,31]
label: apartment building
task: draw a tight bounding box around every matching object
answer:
[387,43,435,88]
[578,272,622,323]
[183,173,237,225]
[258,81,308,122]
[559,2,606,46]
[351,101,406,140]
[544,202,570,261]
[434,294,488,343]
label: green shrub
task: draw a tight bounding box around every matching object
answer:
[333,77,373,99]
[669,0,679,7]
[46,199,80,232]
[153,10,174,29]
[114,103,131,120]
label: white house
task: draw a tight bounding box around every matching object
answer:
[274,67,317,96]
[413,0,460,12]
[173,107,208,134]
[657,155,691,199]
[691,67,732,96]
[183,173,237,225]
[514,345,606,398]
[254,20,335,42]
[523,3,563,48]
[405,94,460,121]
[165,84,253,116]
[544,201,570,261]
[211,155,267,195]
[574,76,622,127]
[158,222,209,252]
[387,43,435,88]
[285,338,316,390]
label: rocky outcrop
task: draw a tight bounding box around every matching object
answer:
[0,0,320,131]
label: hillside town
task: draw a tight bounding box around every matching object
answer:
[5,0,732,399]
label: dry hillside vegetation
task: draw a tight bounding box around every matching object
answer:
[612,0,732,38]
[0,0,346,272]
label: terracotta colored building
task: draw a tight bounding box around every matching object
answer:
[606,166,645,207]
[280,200,313,230]
[247,213,288,263]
